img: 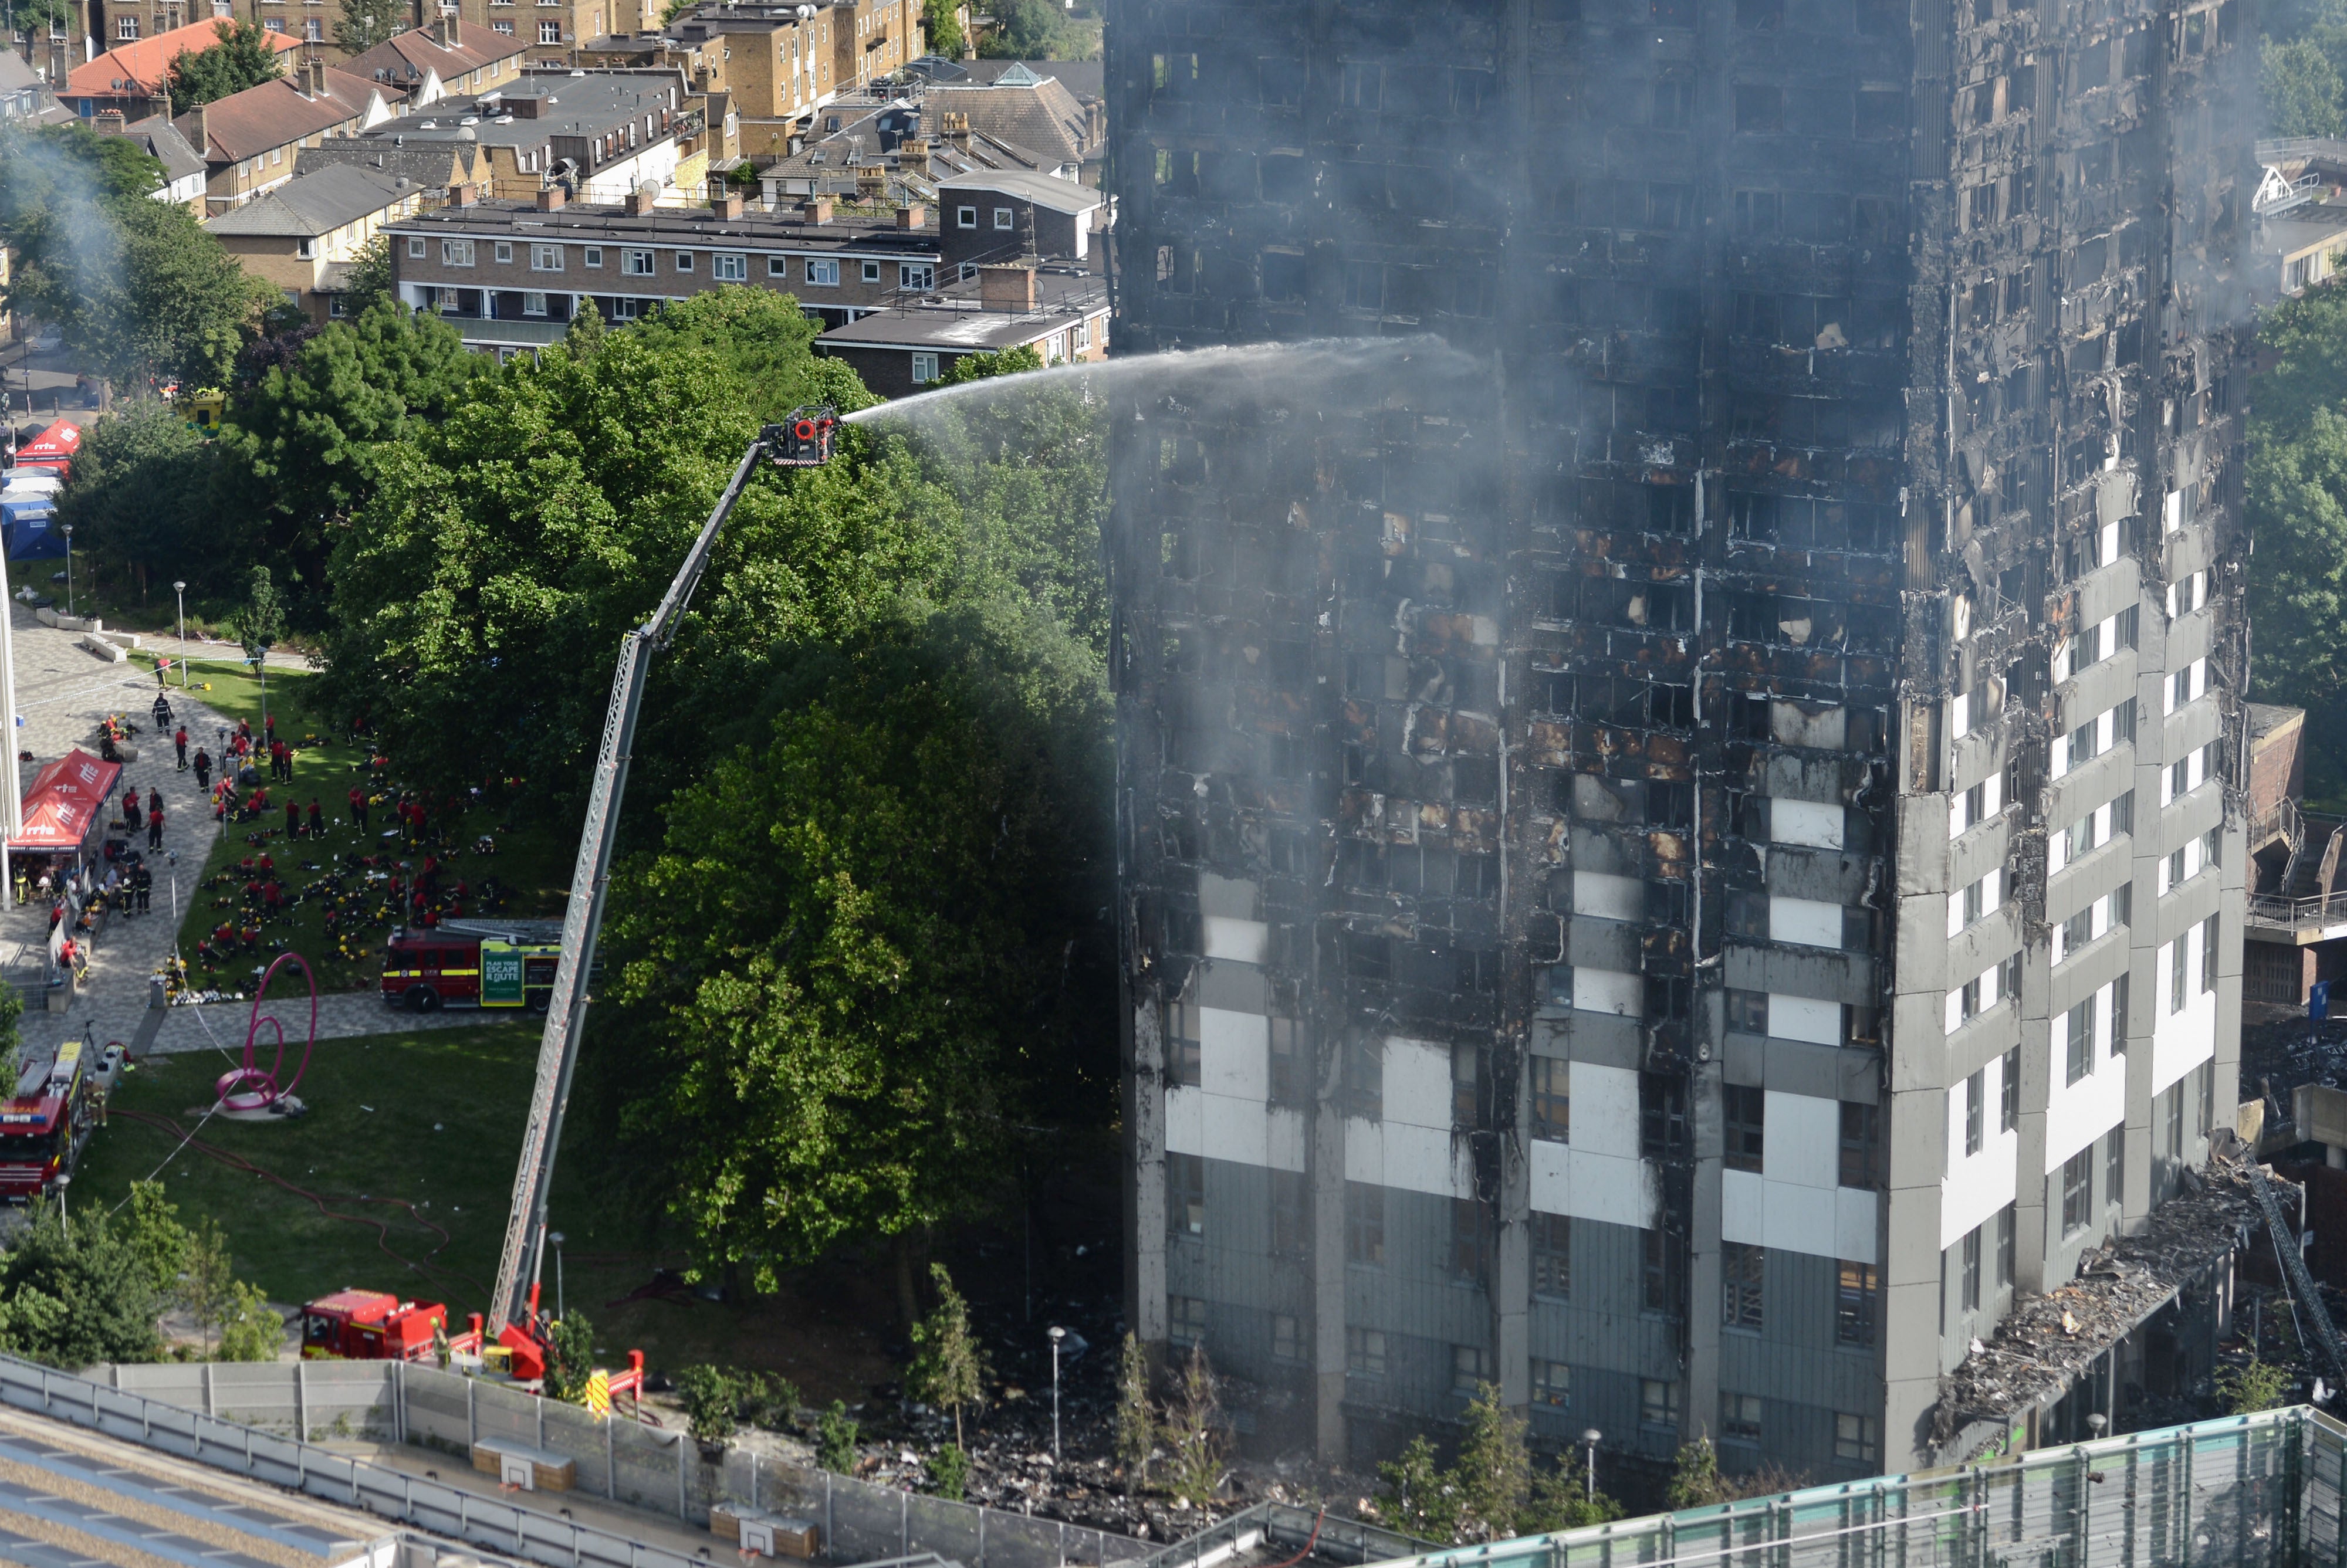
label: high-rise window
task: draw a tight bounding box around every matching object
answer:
[1533,1359,1572,1408]
[2062,1147,2094,1233]
[1997,1203,2017,1286]
[1641,1072,1688,1159]
[1166,1152,1203,1237]
[1642,1228,1681,1316]
[1530,1056,1570,1142]
[1723,1241,1764,1329]
[1964,1069,1984,1155]
[1960,1227,1981,1312]
[1346,1182,1384,1265]
[1835,1413,1879,1464]
[1448,1198,1487,1281]
[1532,1212,1570,1298]
[1164,1001,1200,1085]
[1271,1169,1306,1257]
[2065,998,2095,1084]
[1724,1083,1765,1172]
[2001,1048,2020,1130]
[1641,1379,1681,1427]
[2106,1124,2125,1211]
[1345,1326,1386,1377]
[1171,1295,1206,1343]
[1839,1101,1883,1189]
[1836,1261,1878,1345]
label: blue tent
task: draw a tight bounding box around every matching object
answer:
[1,497,63,561]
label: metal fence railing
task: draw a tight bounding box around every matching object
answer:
[1359,1407,2338,1568]
[2246,891,2347,932]
[90,1359,1147,1568]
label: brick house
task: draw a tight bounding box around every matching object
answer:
[174,59,407,213]
[204,161,436,321]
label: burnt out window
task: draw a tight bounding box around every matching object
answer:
[1342,261,1383,312]
[1726,890,1769,938]
[1453,755,1499,808]
[1262,250,1306,301]
[1457,946,1500,994]
[1165,1000,1202,1085]
[1338,60,1382,110]
[1269,1017,1307,1104]
[1652,69,1693,126]
[1734,84,1783,131]
[1641,1227,1683,1313]
[1727,988,1768,1034]
[1736,0,1782,25]
[1734,189,1780,234]
[1345,1037,1383,1117]
[1839,1101,1884,1189]
[1647,485,1693,533]
[1641,1072,1689,1159]
[1856,89,1906,140]
[1344,930,1392,984]
[1649,780,1695,828]
[1451,67,1494,114]
[1724,1084,1766,1171]
[1260,154,1308,202]
[1457,854,1498,899]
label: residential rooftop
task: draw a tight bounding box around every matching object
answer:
[203,163,419,236]
[385,194,939,250]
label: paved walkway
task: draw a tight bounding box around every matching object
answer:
[0,607,489,1064]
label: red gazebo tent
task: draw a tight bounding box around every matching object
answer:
[9,749,120,852]
[9,419,81,476]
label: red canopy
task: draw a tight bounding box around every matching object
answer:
[10,421,80,472]
[10,749,120,851]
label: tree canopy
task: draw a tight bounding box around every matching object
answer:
[1,123,273,390]
[2248,287,2347,798]
[336,0,409,52]
[167,19,287,114]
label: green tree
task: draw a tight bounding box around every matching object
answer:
[167,20,287,114]
[542,1312,596,1404]
[928,1442,969,1501]
[236,564,286,659]
[1377,1436,1461,1542]
[816,1400,860,1471]
[938,343,1044,385]
[1114,1332,1152,1491]
[2220,1357,2294,1413]
[1158,1343,1223,1509]
[120,1183,192,1305]
[976,0,1070,56]
[55,403,221,602]
[2265,36,2346,135]
[337,236,397,319]
[0,122,165,224]
[905,1263,988,1445]
[180,1218,237,1356]
[674,1363,740,1441]
[0,1201,168,1366]
[604,605,1108,1289]
[1451,1383,1531,1540]
[336,0,409,52]
[214,1280,282,1363]
[221,300,483,600]
[628,286,874,421]
[320,309,948,798]
[1666,1435,1726,1509]
[922,3,965,56]
[1517,1462,1622,1534]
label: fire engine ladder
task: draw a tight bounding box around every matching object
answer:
[488,431,779,1336]
[2245,1156,2347,1385]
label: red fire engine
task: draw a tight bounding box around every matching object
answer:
[0,1041,106,1203]
[379,919,566,1013]
[299,1290,484,1361]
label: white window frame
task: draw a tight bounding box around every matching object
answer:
[713,252,748,280]
[531,243,564,272]
[621,248,655,276]
[538,18,560,39]
[674,251,694,272]
[911,351,939,383]
[495,241,514,263]
[523,290,549,316]
[583,246,603,267]
[899,262,934,290]
[993,205,1013,229]
[861,259,881,283]
[956,205,976,228]
[407,236,427,258]
[767,255,790,276]
[806,258,839,286]
[441,238,476,266]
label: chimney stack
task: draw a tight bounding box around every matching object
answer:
[93,107,126,133]
[978,259,1036,311]
[449,180,479,205]
[711,191,743,219]
[627,182,658,214]
[190,101,209,155]
[537,183,566,209]
[895,200,924,229]
[433,12,453,44]
[800,193,832,223]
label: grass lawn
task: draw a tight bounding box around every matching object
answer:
[134,655,577,995]
[74,1024,903,1398]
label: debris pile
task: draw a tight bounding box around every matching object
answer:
[1937,1157,2258,1438]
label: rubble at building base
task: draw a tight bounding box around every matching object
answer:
[1933,1153,2264,1461]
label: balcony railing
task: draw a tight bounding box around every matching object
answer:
[2247,889,2347,932]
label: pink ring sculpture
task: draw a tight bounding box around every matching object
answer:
[214,951,319,1112]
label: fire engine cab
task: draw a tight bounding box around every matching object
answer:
[380,919,566,1013]
[0,1041,105,1203]
[300,1290,483,1361]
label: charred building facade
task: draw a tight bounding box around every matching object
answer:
[1105,0,2254,1480]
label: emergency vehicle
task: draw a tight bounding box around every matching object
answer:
[300,1290,483,1361]
[0,1040,108,1203]
[380,919,566,1012]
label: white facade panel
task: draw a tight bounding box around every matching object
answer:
[1774,799,1845,849]
[1575,966,1643,1017]
[1771,896,1844,949]
[1199,1006,1268,1100]
[1573,871,1645,922]
[1770,994,1842,1045]
[1573,1062,1643,1160]
[1761,1090,1841,1190]
[1202,916,1269,964]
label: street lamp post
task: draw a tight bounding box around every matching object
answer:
[549,1230,567,1320]
[173,581,187,688]
[1047,1326,1066,1463]
[1582,1428,1602,1500]
[61,524,72,618]
[53,1173,69,1238]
